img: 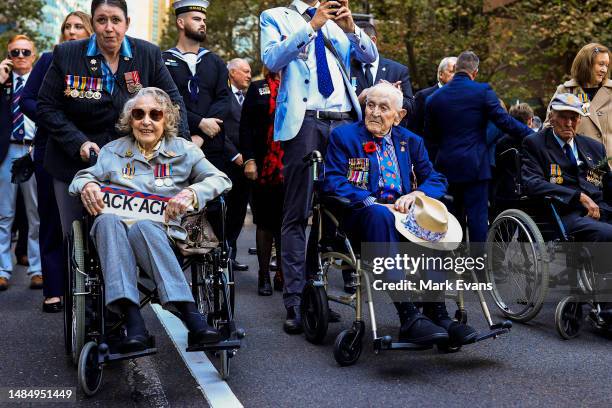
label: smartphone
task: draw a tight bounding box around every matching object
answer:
[3,56,13,74]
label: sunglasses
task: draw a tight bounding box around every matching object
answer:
[131,108,164,122]
[9,49,33,58]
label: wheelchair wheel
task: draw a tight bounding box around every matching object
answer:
[63,238,72,356]
[576,248,595,294]
[78,341,103,396]
[555,296,583,340]
[69,221,87,365]
[301,281,329,344]
[485,209,549,322]
[333,328,362,366]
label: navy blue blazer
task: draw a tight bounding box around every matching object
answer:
[407,84,438,140]
[20,51,53,157]
[351,57,414,116]
[0,75,13,164]
[37,36,190,182]
[424,72,532,183]
[522,127,612,212]
[322,121,447,206]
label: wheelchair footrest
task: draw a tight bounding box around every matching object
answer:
[472,327,510,343]
[373,337,433,352]
[102,348,158,363]
[186,337,242,352]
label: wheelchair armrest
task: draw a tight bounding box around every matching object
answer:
[319,195,351,208]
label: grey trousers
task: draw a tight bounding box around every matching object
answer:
[53,178,83,238]
[91,214,194,311]
[280,116,352,309]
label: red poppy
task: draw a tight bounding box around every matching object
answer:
[363,141,377,154]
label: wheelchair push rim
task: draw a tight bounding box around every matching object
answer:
[69,220,87,366]
[485,209,549,322]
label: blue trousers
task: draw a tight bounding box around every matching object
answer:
[91,214,194,312]
[448,181,489,243]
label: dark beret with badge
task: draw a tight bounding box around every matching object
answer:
[173,0,209,15]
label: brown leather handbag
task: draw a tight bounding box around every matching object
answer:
[174,210,219,256]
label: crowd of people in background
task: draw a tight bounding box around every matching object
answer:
[0,0,610,338]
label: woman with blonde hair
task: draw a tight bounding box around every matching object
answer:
[547,43,611,153]
[20,10,93,313]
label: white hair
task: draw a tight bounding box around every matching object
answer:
[365,82,403,111]
[227,58,248,71]
[437,56,457,79]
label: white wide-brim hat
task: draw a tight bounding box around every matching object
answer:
[390,195,462,251]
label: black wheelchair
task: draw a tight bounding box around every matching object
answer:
[485,147,611,339]
[300,151,512,366]
[63,196,244,396]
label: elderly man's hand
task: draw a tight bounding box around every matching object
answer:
[244,160,258,180]
[393,191,425,213]
[357,88,369,105]
[165,189,195,223]
[199,118,223,138]
[580,192,600,220]
[81,182,105,216]
[0,59,12,84]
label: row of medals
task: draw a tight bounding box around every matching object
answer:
[155,177,173,187]
[65,87,102,100]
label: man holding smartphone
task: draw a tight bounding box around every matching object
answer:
[0,35,41,291]
[260,0,378,334]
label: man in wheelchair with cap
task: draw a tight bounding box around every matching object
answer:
[322,82,478,346]
[522,93,612,323]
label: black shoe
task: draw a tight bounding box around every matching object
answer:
[188,327,223,347]
[231,260,249,271]
[424,303,478,345]
[398,314,449,345]
[120,331,150,353]
[42,300,63,313]
[343,284,356,295]
[258,273,273,296]
[283,306,303,334]
[599,307,612,325]
[248,247,257,255]
[328,308,341,323]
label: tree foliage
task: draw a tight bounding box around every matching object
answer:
[0,0,48,52]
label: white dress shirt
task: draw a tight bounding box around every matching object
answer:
[362,56,379,86]
[295,0,355,113]
[13,71,36,141]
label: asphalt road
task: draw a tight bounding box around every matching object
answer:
[1,216,611,407]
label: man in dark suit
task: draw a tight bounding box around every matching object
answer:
[407,56,456,140]
[350,22,414,123]
[522,93,612,320]
[224,58,252,271]
[323,82,477,346]
[424,51,532,244]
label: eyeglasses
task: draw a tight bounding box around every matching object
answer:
[9,49,33,58]
[131,108,164,122]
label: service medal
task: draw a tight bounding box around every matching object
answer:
[64,87,72,97]
[155,178,164,187]
[85,90,94,99]
[93,91,102,100]
[557,176,564,184]
[70,89,79,98]
[164,178,173,187]
[550,177,557,184]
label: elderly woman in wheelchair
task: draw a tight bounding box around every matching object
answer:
[321,83,479,346]
[69,87,232,353]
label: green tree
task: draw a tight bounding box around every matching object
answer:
[0,0,48,52]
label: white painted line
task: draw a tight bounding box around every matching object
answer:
[151,304,243,408]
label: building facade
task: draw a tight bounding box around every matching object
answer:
[40,0,90,46]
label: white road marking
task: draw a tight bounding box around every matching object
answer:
[151,304,243,408]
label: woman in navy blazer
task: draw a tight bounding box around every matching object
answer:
[20,11,93,313]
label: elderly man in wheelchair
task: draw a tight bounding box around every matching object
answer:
[321,82,479,346]
[69,87,232,353]
[521,93,612,325]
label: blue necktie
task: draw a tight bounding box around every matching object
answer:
[306,8,334,98]
[12,77,25,141]
[563,143,577,167]
[376,138,402,202]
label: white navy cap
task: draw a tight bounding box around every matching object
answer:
[173,0,209,15]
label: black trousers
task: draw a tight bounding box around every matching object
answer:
[280,116,352,309]
[225,163,250,260]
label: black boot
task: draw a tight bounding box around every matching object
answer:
[395,302,448,345]
[283,305,303,334]
[175,302,222,346]
[258,271,273,296]
[423,302,478,345]
[116,300,149,353]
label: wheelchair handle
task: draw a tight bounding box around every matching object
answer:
[303,150,323,181]
[89,148,98,166]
